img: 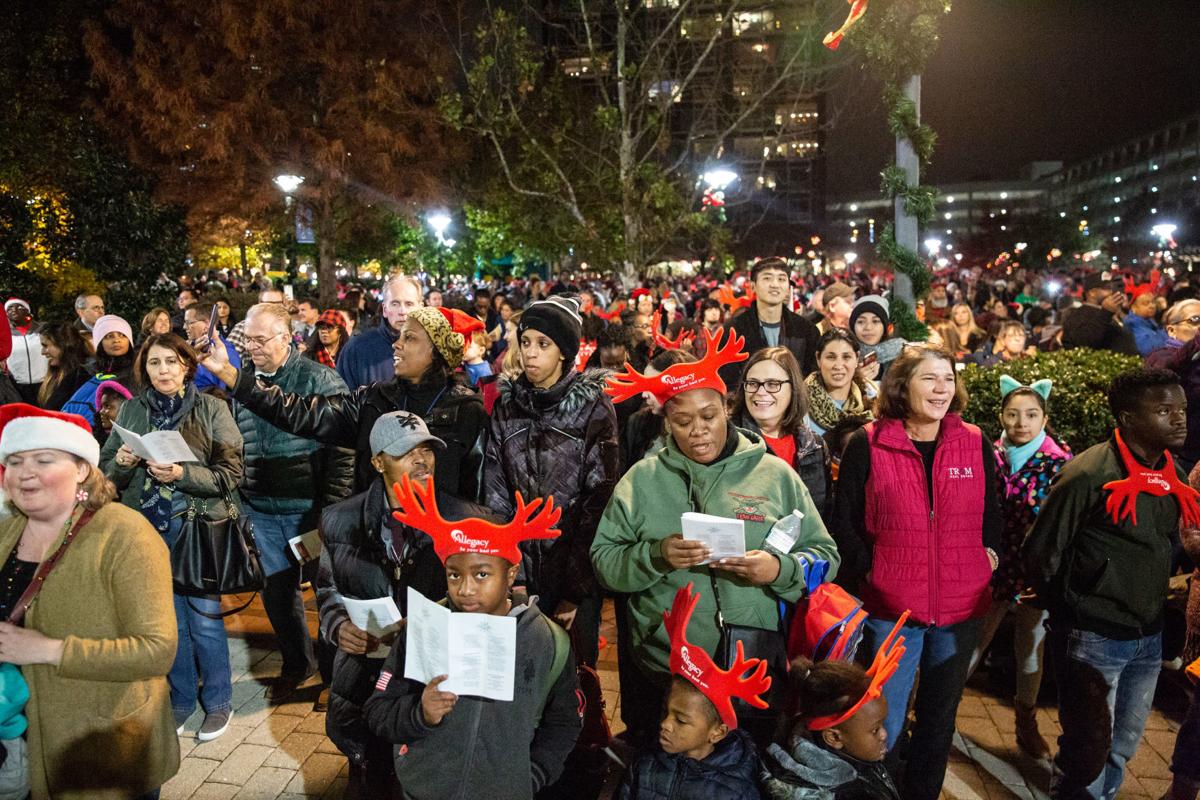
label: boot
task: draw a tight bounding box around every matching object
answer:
[1015,703,1051,760]
[1160,775,1200,800]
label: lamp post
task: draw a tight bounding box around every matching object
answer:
[427,212,452,284]
[273,174,306,283]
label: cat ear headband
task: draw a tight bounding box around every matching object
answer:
[999,375,1052,401]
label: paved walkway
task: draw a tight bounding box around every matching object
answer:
[161,592,1189,799]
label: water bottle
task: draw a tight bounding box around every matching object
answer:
[763,509,804,556]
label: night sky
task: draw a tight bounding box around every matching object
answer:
[825,0,1200,196]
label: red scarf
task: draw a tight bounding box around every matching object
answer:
[1103,429,1200,528]
[314,344,336,370]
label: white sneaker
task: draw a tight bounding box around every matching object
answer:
[197,709,232,742]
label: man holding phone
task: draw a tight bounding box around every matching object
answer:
[185,302,241,393]
[1061,273,1138,355]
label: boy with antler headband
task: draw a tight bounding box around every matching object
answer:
[1024,368,1195,799]
[362,476,582,800]
[618,584,772,800]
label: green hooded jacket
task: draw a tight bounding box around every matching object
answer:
[591,427,840,676]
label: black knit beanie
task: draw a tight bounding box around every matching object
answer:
[519,296,583,367]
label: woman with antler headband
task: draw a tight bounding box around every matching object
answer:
[592,327,839,747]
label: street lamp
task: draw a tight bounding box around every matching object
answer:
[428,212,452,241]
[924,237,942,256]
[273,174,305,195]
[1152,223,1177,241]
[702,169,738,191]
[844,252,858,265]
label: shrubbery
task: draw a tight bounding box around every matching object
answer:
[959,349,1142,453]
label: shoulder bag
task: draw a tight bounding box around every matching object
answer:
[170,493,264,618]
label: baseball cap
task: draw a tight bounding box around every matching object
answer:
[369,411,446,457]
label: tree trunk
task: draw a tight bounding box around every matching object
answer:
[238,241,248,273]
[316,194,337,307]
[616,3,638,288]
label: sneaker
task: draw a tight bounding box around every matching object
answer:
[174,708,191,736]
[197,709,232,742]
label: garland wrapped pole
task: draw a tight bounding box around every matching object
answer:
[825,0,950,340]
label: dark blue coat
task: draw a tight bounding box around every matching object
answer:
[617,728,763,800]
[336,321,400,390]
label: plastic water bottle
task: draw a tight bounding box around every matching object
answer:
[763,509,804,555]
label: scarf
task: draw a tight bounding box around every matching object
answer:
[1103,429,1200,528]
[139,384,197,534]
[314,343,337,370]
[805,372,870,432]
[1002,429,1047,474]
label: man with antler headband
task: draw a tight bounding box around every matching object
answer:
[1025,368,1193,799]
[592,326,839,746]
[363,475,582,800]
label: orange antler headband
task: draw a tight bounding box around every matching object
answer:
[716,285,754,312]
[390,475,561,564]
[807,611,908,731]
[665,584,771,729]
[574,339,598,372]
[604,326,746,405]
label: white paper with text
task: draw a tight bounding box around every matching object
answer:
[681,512,746,563]
[112,423,198,463]
[403,587,517,700]
[343,596,404,659]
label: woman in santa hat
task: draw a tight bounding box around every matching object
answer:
[0,403,179,799]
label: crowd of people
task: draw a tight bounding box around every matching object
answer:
[0,255,1198,800]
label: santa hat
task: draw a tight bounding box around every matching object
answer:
[409,307,468,368]
[0,403,100,467]
[91,315,134,351]
[604,326,747,405]
[665,583,772,729]
[389,475,561,564]
[4,298,30,313]
[436,307,486,338]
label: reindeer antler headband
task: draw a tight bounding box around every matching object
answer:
[604,326,747,405]
[390,475,562,564]
[665,583,772,729]
[651,310,696,351]
[807,611,909,731]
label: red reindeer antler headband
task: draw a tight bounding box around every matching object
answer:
[574,339,598,372]
[717,285,754,312]
[807,610,909,731]
[604,327,747,405]
[390,475,562,564]
[665,584,771,729]
[1103,429,1200,528]
[655,328,696,351]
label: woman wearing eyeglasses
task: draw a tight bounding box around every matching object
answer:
[1146,299,1200,472]
[729,347,829,518]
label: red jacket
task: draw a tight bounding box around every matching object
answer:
[862,415,992,626]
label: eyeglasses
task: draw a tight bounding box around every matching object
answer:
[743,379,791,394]
[244,332,286,349]
[1175,315,1200,327]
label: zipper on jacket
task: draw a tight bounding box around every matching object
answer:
[456,701,484,800]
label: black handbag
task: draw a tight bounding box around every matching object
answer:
[170,494,264,618]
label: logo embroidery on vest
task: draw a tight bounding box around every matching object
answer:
[946,466,974,479]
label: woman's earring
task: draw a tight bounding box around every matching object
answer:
[75,486,90,504]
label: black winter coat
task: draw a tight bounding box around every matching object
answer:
[732,415,830,521]
[720,304,820,389]
[617,728,763,800]
[484,369,620,602]
[315,478,494,765]
[228,366,487,499]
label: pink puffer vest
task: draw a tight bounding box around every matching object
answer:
[863,414,992,626]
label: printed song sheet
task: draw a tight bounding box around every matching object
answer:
[404,587,517,700]
[342,596,404,659]
[681,512,746,563]
[112,423,197,463]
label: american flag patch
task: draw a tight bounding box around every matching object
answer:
[376,670,392,691]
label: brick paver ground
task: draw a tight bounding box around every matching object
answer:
[161,591,1189,799]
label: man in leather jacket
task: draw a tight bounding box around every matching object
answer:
[316,411,493,798]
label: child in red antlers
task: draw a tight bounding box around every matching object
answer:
[362,475,582,800]
[761,613,909,800]
[617,583,771,800]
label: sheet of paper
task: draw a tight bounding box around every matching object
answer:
[288,529,323,564]
[404,587,450,683]
[446,612,517,701]
[343,596,404,659]
[681,512,746,563]
[112,423,198,463]
[403,587,517,700]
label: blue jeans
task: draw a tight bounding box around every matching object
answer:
[1048,626,1162,800]
[246,509,316,678]
[170,593,232,716]
[862,615,981,800]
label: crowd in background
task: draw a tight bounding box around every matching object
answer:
[1,256,1199,800]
